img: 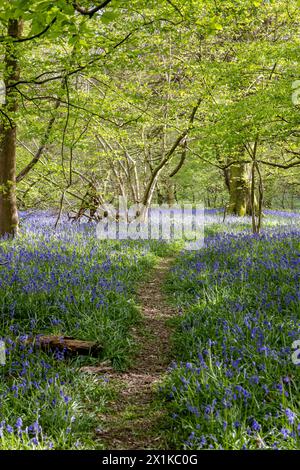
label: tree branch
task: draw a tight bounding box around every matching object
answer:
[7,30,134,90]
[0,17,57,43]
[142,98,202,206]
[16,99,61,183]
[169,138,187,177]
[72,0,112,18]
[165,0,183,17]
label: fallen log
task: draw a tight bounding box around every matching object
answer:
[27,335,102,357]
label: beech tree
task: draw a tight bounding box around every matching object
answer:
[0,19,23,237]
[1,0,300,235]
[0,0,104,236]
[0,0,188,235]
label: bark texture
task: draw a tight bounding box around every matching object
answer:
[225,162,257,216]
[227,163,251,216]
[0,19,23,238]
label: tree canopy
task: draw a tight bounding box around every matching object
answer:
[0,0,300,235]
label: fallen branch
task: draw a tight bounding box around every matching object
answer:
[26,335,102,357]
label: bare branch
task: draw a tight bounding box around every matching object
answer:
[72,0,112,18]
[257,159,300,169]
[16,99,61,183]
[165,0,183,17]
[142,98,202,206]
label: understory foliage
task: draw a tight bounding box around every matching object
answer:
[1,0,300,222]
[162,213,300,449]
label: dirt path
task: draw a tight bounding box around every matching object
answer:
[93,257,177,450]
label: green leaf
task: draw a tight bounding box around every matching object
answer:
[101,11,118,24]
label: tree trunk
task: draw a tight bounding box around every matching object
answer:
[157,181,176,206]
[227,162,255,216]
[0,19,23,238]
[166,183,176,206]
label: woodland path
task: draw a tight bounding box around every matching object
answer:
[89,257,177,450]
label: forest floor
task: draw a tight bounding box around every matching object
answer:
[90,257,177,450]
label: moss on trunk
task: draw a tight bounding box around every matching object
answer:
[227,162,257,216]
